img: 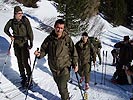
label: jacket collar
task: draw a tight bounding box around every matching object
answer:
[50,30,68,40]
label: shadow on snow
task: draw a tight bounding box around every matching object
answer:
[0,36,60,100]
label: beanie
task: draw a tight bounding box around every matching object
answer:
[14,6,22,14]
[124,36,130,41]
[82,32,88,37]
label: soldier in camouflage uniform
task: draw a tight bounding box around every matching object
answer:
[34,19,78,100]
[89,37,102,65]
[111,48,119,66]
[4,6,33,87]
[93,37,102,65]
[75,32,96,90]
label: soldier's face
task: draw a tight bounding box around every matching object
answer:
[82,36,88,43]
[15,11,23,21]
[54,23,64,36]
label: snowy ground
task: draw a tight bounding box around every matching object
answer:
[0,0,133,100]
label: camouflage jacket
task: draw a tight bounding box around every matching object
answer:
[75,39,96,66]
[39,30,78,72]
[4,16,33,47]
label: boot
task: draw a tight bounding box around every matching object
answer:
[85,83,89,90]
[111,78,117,84]
[21,75,27,87]
[25,76,33,88]
[80,77,84,83]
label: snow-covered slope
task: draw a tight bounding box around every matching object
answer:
[0,0,133,100]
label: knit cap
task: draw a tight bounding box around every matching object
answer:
[14,6,22,14]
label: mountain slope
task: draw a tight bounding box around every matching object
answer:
[0,0,133,100]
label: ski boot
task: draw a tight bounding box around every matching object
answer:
[25,76,33,89]
[80,77,84,83]
[21,75,27,87]
[85,83,89,90]
[84,83,89,100]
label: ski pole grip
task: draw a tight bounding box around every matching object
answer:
[35,48,39,58]
[37,48,39,51]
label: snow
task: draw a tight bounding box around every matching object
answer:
[0,0,133,100]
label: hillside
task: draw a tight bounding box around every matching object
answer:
[0,0,133,100]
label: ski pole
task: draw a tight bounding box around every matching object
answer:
[94,62,97,85]
[104,51,107,85]
[0,40,13,84]
[25,48,39,100]
[100,50,104,84]
[28,55,31,66]
[28,48,32,66]
[75,72,85,100]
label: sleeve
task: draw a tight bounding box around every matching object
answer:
[75,42,78,52]
[75,42,79,58]
[98,41,102,48]
[69,37,78,66]
[39,36,49,59]
[25,18,34,42]
[4,19,12,37]
[114,41,123,48]
[90,43,96,62]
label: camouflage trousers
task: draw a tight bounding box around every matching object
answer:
[96,50,101,64]
[52,67,70,100]
[14,43,31,78]
[78,63,90,83]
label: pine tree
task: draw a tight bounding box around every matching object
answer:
[49,0,100,35]
[113,0,127,26]
[126,0,133,29]
[99,0,114,24]
[100,0,133,29]
[16,0,39,8]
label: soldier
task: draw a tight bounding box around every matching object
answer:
[111,36,132,84]
[75,32,96,90]
[4,6,34,87]
[90,37,102,65]
[94,37,102,64]
[34,19,78,100]
[111,48,119,66]
[124,40,133,79]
